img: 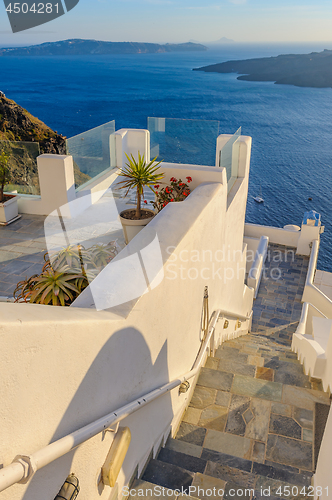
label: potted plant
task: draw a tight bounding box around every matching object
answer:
[0,147,18,225]
[151,176,192,212]
[117,152,164,244]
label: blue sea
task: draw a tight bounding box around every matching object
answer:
[1,42,331,270]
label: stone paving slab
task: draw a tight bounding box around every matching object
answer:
[141,459,194,492]
[203,430,252,460]
[183,407,202,426]
[191,472,226,500]
[231,375,283,402]
[177,423,207,446]
[190,386,218,410]
[265,435,312,471]
[166,438,202,459]
[205,461,256,488]
[201,449,252,472]
[197,368,234,392]
[129,480,178,500]
[158,448,206,474]
[199,405,229,432]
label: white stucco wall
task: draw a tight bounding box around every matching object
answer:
[114,129,150,168]
[244,223,300,248]
[0,172,252,500]
[244,237,260,274]
[17,155,76,216]
[0,133,254,500]
[291,239,332,498]
[314,406,332,500]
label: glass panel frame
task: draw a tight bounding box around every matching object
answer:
[66,120,116,189]
[148,117,220,167]
[218,127,242,192]
[1,140,40,195]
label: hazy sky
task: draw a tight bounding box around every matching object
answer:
[1,0,332,47]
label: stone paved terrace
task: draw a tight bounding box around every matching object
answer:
[137,244,331,500]
[0,207,128,299]
[0,214,47,298]
[0,190,145,299]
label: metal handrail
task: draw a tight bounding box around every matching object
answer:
[0,310,221,493]
[218,309,252,322]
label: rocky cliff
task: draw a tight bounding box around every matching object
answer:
[0,94,66,154]
[0,95,90,191]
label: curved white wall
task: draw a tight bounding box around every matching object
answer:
[0,162,253,500]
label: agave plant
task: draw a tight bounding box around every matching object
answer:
[28,269,82,306]
[49,244,86,274]
[14,274,39,303]
[117,152,164,219]
[14,241,120,306]
[84,242,119,270]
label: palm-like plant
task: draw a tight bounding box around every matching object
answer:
[117,152,164,219]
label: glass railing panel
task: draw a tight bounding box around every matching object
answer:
[66,120,116,189]
[148,117,220,166]
[1,140,40,195]
[218,127,241,192]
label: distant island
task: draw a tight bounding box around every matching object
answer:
[0,39,207,57]
[189,37,234,45]
[194,49,332,88]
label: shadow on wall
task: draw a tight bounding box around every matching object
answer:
[21,329,173,500]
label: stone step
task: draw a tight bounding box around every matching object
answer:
[215,338,324,391]
[218,337,297,355]
[219,338,298,354]
[176,362,330,476]
[138,449,313,500]
[157,446,312,488]
[197,365,312,399]
[204,343,317,389]
[141,459,194,493]
[133,474,313,500]
[128,479,179,500]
